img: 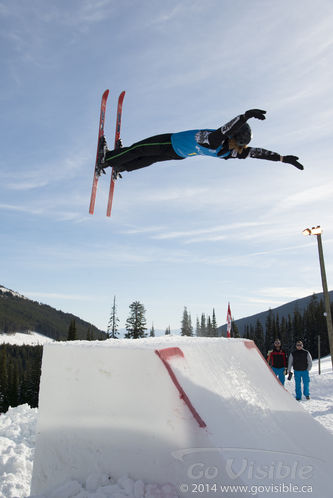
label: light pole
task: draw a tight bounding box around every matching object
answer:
[302,226,333,369]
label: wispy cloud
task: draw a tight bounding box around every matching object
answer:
[5,179,49,191]
[147,4,184,26]
[268,183,333,215]
[119,219,314,247]
[0,203,43,215]
[24,291,94,301]
[2,149,88,191]
[258,286,319,300]
[61,0,117,27]
[150,221,268,241]
[242,286,322,312]
[246,297,286,307]
[122,225,167,235]
[138,185,209,203]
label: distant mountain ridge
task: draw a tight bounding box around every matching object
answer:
[218,290,333,337]
[0,285,106,341]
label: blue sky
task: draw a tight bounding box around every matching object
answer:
[1,0,333,333]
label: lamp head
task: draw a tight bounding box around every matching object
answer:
[302,226,322,236]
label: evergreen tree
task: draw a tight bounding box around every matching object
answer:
[285,314,294,354]
[274,314,281,341]
[303,294,317,352]
[206,316,213,337]
[232,320,240,338]
[0,345,8,412]
[165,325,171,335]
[244,325,251,339]
[212,309,218,337]
[293,308,303,343]
[125,301,147,339]
[107,296,120,339]
[86,326,93,341]
[67,319,77,341]
[181,307,193,336]
[150,324,155,337]
[280,316,288,348]
[253,320,265,354]
[264,310,275,353]
[200,313,207,336]
[7,361,19,407]
[22,349,42,408]
[317,298,329,357]
[195,317,201,336]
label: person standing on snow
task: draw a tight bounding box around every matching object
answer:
[288,340,312,401]
[97,109,304,177]
[267,338,288,385]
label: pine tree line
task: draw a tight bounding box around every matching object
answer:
[0,345,42,413]
[107,298,175,338]
[64,319,107,341]
[178,307,219,337]
[0,291,105,340]
[244,294,330,360]
[195,309,219,337]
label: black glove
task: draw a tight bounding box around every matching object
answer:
[245,109,266,120]
[287,372,293,381]
[282,155,304,170]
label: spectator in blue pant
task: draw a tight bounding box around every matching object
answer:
[288,340,312,400]
[267,339,287,385]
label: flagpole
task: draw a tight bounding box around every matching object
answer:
[226,302,232,338]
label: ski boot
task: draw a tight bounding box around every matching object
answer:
[115,138,123,150]
[95,136,108,176]
[112,139,123,180]
[112,168,123,181]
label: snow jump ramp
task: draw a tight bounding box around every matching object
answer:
[31,337,333,497]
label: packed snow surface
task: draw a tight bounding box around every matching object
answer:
[0,332,54,346]
[0,337,332,498]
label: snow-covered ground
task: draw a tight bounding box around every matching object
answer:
[0,404,37,498]
[0,406,178,498]
[0,332,54,346]
[285,355,333,435]
[0,352,332,498]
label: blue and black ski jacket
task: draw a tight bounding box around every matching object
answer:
[171,114,281,162]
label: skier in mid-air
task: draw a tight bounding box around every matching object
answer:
[96,109,304,178]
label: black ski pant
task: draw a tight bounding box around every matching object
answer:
[104,133,184,172]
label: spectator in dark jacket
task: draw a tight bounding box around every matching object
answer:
[288,340,312,400]
[267,339,288,385]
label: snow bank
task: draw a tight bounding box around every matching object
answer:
[31,337,333,498]
[0,404,37,498]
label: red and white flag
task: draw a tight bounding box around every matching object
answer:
[226,302,232,338]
